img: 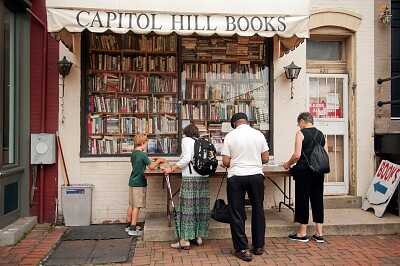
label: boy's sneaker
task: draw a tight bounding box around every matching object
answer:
[288,234,309,242]
[312,235,324,243]
[125,225,141,232]
[128,228,143,236]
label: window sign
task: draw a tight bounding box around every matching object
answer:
[309,77,343,119]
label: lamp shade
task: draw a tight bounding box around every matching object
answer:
[379,7,392,24]
[57,56,73,78]
[284,61,301,81]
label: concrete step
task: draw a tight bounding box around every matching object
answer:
[143,208,400,242]
[323,195,362,209]
[0,217,37,247]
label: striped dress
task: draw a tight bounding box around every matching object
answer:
[175,176,210,240]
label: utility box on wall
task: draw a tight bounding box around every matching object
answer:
[31,133,56,164]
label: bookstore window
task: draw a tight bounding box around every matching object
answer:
[82,32,270,156]
[180,36,270,155]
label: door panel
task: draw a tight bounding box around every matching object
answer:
[307,74,349,195]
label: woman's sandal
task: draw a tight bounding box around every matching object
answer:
[171,240,190,250]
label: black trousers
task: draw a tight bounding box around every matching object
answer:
[293,161,324,224]
[227,174,265,251]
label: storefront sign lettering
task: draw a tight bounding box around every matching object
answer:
[75,11,287,33]
[226,16,286,32]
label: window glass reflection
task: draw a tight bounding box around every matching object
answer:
[3,7,16,165]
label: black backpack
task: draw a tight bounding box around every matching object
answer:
[302,130,330,174]
[190,138,218,175]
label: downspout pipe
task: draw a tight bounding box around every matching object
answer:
[26,8,48,224]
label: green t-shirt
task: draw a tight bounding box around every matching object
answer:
[129,150,151,187]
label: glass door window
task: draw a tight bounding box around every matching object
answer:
[308,77,344,120]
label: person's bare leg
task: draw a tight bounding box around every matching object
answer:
[127,206,133,224]
[298,224,307,237]
[315,223,323,236]
[131,207,140,227]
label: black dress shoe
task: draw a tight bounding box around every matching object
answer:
[234,249,252,261]
[253,247,265,255]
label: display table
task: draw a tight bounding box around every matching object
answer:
[144,166,294,226]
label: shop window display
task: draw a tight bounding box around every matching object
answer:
[83,33,270,156]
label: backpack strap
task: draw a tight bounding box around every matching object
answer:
[188,137,197,175]
[215,169,227,201]
[304,128,323,146]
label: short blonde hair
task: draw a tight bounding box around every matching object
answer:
[134,134,148,147]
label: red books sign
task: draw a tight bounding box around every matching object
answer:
[309,102,341,118]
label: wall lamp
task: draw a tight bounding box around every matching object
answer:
[284,61,301,99]
[379,6,392,24]
[57,56,73,97]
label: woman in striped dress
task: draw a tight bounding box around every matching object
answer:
[162,124,210,249]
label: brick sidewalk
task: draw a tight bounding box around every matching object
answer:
[0,224,399,265]
[0,224,66,266]
[134,235,400,266]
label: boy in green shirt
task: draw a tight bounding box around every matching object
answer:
[126,134,165,236]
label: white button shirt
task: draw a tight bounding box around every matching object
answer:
[221,124,269,178]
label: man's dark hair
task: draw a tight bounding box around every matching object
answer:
[183,124,200,138]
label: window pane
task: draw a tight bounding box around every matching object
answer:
[307,41,342,61]
[3,8,16,165]
[309,77,343,119]
[4,182,19,214]
[325,135,344,183]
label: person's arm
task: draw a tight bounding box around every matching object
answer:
[261,151,269,164]
[147,157,165,170]
[162,164,181,175]
[162,138,190,175]
[222,155,231,168]
[324,137,328,153]
[283,131,303,170]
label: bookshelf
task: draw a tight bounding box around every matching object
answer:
[180,36,270,153]
[85,33,179,155]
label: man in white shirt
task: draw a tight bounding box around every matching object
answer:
[221,112,269,262]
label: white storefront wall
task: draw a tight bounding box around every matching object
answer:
[55,0,375,223]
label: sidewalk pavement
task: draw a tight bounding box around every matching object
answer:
[0,223,399,266]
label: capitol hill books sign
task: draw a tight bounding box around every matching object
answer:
[46,0,309,53]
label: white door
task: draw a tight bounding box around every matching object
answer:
[307,74,349,195]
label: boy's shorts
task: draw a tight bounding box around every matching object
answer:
[129,187,146,208]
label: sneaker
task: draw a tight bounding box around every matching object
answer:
[312,235,324,243]
[288,234,309,242]
[128,228,143,236]
[125,225,141,232]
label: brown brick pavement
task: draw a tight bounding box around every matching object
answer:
[0,224,399,265]
[0,224,66,266]
[133,236,400,266]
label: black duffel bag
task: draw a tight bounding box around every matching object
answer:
[211,198,230,223]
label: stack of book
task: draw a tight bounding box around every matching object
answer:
[181,38,197,59]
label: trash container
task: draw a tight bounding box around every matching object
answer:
[61,184,94,226]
